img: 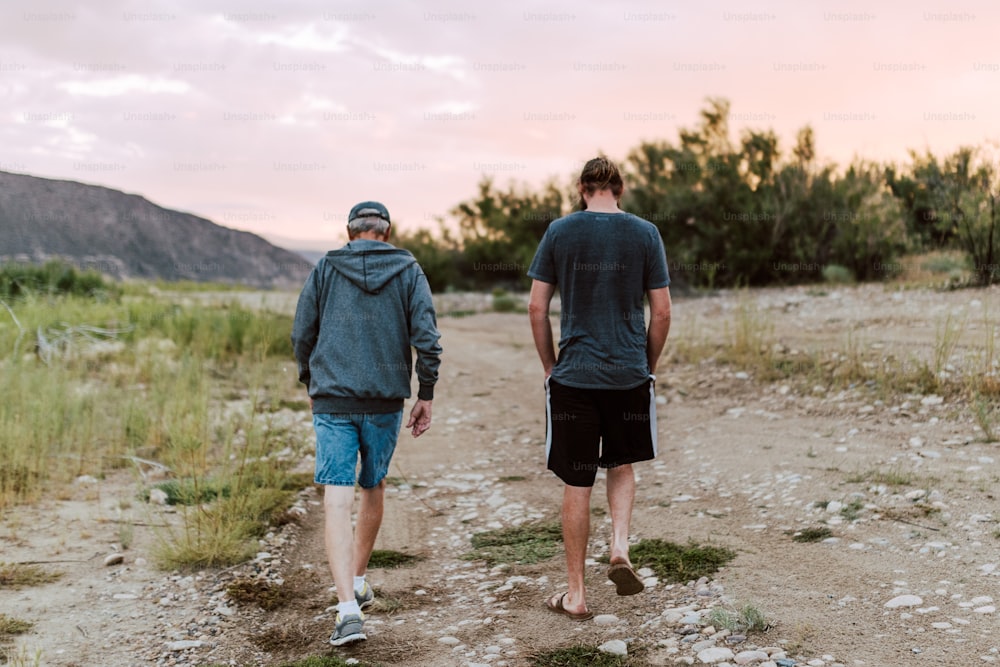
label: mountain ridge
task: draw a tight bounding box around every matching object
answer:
[0,170,312,288]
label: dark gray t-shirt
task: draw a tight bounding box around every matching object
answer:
[528,210,670,390]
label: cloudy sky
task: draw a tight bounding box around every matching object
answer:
[1,0,997,248]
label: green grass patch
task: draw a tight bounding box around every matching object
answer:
[466,521,563,566]
[0,563,62,589]
[789,527,833,543]
[498,475,526,482]
[623,539,736,583]
[530,646,629,667]
[840,498,865,521]
[274,657,385,667]
[368,549,422,569]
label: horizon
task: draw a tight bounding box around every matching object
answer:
[2,0,998,244]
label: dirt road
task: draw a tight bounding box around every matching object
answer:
[5,284,1000,666]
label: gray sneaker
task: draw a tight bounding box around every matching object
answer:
[355,582,374,610]
[329,612,366,646]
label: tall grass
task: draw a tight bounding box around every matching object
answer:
[0,288,306,567]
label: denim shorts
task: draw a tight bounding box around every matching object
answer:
[313,411,403,488]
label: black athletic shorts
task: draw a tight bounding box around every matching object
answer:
[545,376,658,487]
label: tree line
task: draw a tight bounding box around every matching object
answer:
[394,98,1000,291]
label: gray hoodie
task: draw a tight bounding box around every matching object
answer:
[291,239,442,414]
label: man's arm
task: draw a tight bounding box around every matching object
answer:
[528,279,558,377]
[407,270,442,438]
[290,270,320,387]
[646,286,672,375]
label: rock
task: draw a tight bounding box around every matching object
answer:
[148,488,169,505]
[593,614,619,625]
[691,639,717,652]
[104,553,125,566]
[696,646,735,663]
[598,639,628,656]
[437,636,461,645]
[735,650,770,665]
[165,640,204,650]
[885,594,923,608]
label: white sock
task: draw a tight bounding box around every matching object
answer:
[354,575,367,593]
[337,600,361,617]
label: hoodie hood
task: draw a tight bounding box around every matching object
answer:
[324,239,417,294]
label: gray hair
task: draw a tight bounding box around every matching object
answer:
[348,215,390,237]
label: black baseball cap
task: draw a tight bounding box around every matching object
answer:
[348,201,391,224]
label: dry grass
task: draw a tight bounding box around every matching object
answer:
[0,563,62,589]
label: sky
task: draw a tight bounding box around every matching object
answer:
[2,0,998,249]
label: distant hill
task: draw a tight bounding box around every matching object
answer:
[0,170,313,288]
[261,233,336,267]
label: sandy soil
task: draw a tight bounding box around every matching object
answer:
[3,284,1000,667]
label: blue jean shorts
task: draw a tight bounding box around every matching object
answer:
[313,411,403,488]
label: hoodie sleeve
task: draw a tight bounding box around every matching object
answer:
[291,266,321,387]
[407,267,442,400]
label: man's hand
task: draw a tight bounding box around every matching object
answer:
[406,399,433,438]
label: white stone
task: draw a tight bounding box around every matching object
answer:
[735,650,770,664]
[921,395,944,406]
[974,606,996,614]
[697,647,735,663]
[104,553,124,566]
[598,639,628,656]
[438,636,461,645]
[165,640,204,650]
[886,594,923,608]
[593,614,619,625]
[148,488,169,505]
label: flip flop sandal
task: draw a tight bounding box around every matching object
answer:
[545,592,594,621]
[607,561,644,596]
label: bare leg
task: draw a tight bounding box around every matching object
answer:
[353,480,386,576]
[324,484,356,604]
[561,483,593,614]
[606,464,636,565]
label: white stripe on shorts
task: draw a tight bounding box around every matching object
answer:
[649,374,658,457]
[544,376,553,463]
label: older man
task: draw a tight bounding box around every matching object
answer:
[292,201,442,645]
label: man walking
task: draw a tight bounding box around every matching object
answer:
[527,157,671,621]
[292,201,442,645]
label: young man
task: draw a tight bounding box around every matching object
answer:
[527,157,671,621]
[291,201,442,645]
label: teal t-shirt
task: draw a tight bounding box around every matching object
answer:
[527,210,670,390]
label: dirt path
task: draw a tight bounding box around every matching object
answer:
[4,285,1000,666]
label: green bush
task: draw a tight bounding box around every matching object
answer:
[821,264,855,284]
[0,260,116,299]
